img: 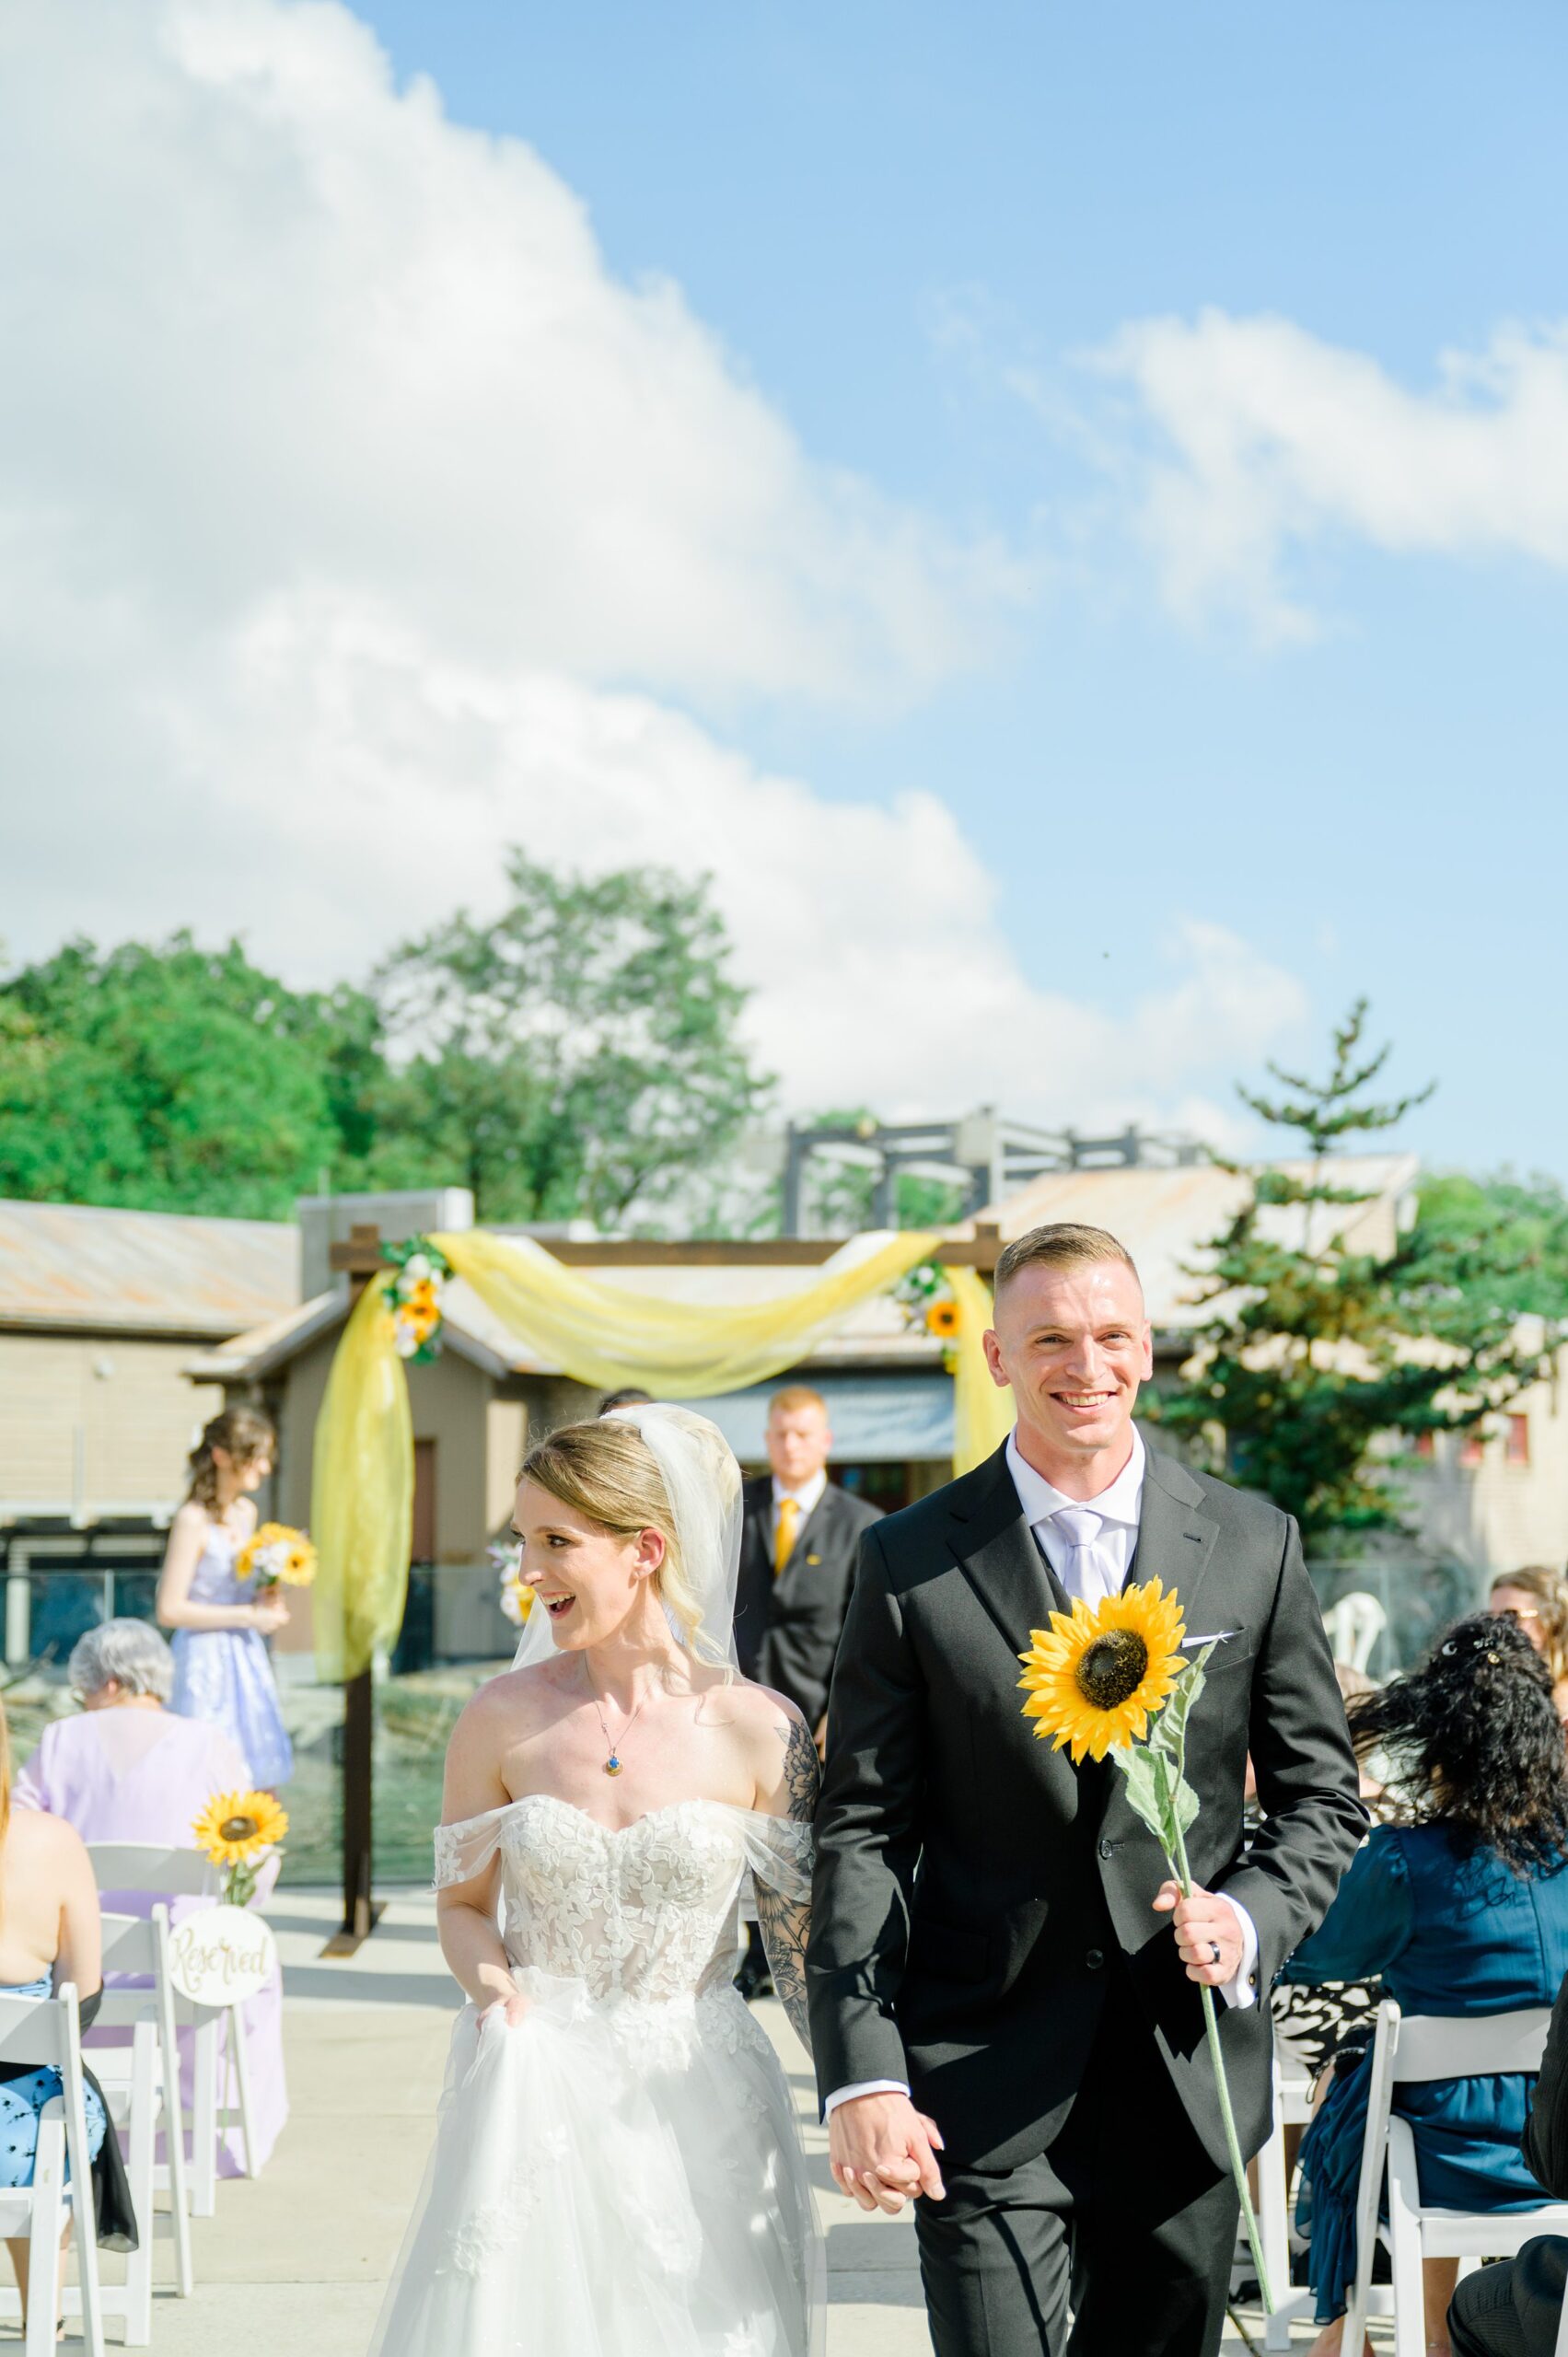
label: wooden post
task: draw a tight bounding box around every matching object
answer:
[321,1225,388,1958]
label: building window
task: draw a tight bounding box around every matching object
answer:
[1506,1413,1530,1469]
[1458,1429,1485,1469]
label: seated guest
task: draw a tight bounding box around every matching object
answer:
[1284,1615,1568,2357]
[1489,1564,1568,1720]
[0,1694,134,2333]
[1448,1957,1568,2355]
[14,1620,287,2178]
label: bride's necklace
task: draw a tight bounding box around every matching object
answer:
[587,1674,656,1778]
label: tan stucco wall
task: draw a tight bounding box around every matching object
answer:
[0,1332,222,1521]
[1406,1353,1568,1584]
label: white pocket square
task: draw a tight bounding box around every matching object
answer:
[1181,1629,1239,1648]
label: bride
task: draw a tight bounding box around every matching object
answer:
[369,1404,826,2357]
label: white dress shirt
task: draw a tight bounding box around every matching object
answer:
[825,1424,1258,2121]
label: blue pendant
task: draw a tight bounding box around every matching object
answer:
[604,1756,622,1776]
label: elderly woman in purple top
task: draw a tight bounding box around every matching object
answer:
[13,1620,288,2178]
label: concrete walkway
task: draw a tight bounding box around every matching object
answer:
[54,1887,1351,2352]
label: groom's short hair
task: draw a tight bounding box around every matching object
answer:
[993,1222,1141,1297]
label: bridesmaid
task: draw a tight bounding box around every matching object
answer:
[157,1409,294,1790]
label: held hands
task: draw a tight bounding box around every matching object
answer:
[828,2091,946,2215]
[1153,1879,1243,1988]
[477,1962,531,2030]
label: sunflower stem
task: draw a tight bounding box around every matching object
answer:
[1170,1817,1273,2314]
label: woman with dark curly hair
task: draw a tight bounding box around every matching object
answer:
[1283,1613,1568,2357]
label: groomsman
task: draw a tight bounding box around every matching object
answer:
[732,1385,883,1740]
[733,1384,881,2002]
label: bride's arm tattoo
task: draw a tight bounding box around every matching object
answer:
[756,1716,819,2055]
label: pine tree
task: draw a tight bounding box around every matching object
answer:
[1153,1002,1554,1553]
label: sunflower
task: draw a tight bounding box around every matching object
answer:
[192,1789,290,1868]
[925,1298,959,1339]
[403,1278,440,1317]
[235,1522,287,1582]
[279,1537,318,1587]
[1017,1577,1187,1763]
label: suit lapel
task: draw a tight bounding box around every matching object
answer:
[945,1445,1073,1660]
[1096,1448,1222,1849]
[1132,1448,1220,1628]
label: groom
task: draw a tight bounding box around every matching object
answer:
[807,1222,1365,2357]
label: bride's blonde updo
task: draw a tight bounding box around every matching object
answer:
[519,1417,715,1660]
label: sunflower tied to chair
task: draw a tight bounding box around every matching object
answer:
[193,1790,289,1910]
[1018,1579,1272,2310]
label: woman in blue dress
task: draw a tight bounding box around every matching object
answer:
[157,1408,294,1790]
[1286,1613,1568,2357]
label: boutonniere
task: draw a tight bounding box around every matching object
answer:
[1017,1579,1271,2308]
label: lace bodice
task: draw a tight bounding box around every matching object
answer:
[434,1794,812,2008]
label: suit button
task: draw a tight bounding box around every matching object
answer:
[1085,1948,1105,1971]
[1098,1839,1115,1860]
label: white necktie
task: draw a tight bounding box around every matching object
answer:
[1049,1505,1114,1608]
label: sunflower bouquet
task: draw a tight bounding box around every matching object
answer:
[192,1789,289,1909]
[1018,1579,1272,2309]
[235,1522,317,1590]
[382,1237,452,1362]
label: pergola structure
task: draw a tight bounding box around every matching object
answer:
[320,1219,1008,1954]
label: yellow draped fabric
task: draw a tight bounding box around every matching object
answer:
[309,1228,1013,1678]
[435,1228,938,1396]
[309,1271,414,1683]
[947,1266,1015,1474]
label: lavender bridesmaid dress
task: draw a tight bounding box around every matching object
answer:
[168,1521,294,1789]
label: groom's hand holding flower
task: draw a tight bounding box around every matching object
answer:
[1153,1879,1246,1987]
[829,2091,946,2213]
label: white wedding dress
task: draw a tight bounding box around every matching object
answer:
[368,1792,824,2357]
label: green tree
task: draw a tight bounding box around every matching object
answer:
[1411,1168,1568,1322]
[366,855,771,1227]
[1151,1002,1554,1552]
[0,935,384,1219]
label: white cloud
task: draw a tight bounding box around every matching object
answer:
[1093,308,1568,636]
[0,0,1015,708]
[0,0,1307,1148]
[60,584,1303,1128]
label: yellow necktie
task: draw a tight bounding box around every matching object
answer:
[774,1496,800,1575]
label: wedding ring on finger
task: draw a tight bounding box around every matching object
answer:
[1209,1943,1222,1965]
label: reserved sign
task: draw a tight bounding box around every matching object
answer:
[168,1909,278,2006]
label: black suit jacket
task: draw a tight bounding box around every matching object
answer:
[806,1440,1365,2173]
[1498,1975,1568,2353]
[733,1477,883,1726]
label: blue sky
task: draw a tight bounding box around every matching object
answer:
[7,2,1568,1175]
[350,1,1568,1171]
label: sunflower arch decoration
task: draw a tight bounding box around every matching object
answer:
[310,1226,1016,1683]
[1019,1582,1273,2310]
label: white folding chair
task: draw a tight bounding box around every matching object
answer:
[86,1845,258,2218]
[76,1909,193,2343]
[0,1982,105,2356]
[1343,2001,1568,2357]
[1257,2031,1318,2349]
[1323,1589,1388,1675]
